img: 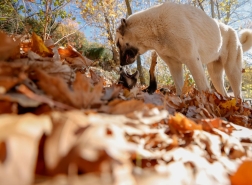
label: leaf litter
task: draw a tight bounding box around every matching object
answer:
[0,32,251,185]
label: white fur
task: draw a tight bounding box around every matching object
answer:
[117,2,252,98]
[240,29,252,52]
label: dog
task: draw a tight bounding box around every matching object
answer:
[116,2,252,98]
[118,66,139,89]
[118,51,157,93]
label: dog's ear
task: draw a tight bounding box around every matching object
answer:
[117,18,127,36]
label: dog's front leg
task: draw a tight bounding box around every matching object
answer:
[163,59,184,96]
[143,51,157,94]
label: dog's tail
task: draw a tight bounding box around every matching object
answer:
[239,29,252,52]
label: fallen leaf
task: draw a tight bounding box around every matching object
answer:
[0,32,20,60]
[31,33,53,57]
[73,72,104,108]
[230,160,252,185]
[169,113,202,133]
[34,69,76,106]
[0,114,51,185]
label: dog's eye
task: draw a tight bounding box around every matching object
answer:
[126,43,129,46]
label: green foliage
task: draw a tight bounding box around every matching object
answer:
[242,66,252,98]
[0,0,21,33]
[0,0,76,39]
[84,47,105,60]
[84,46,115,71]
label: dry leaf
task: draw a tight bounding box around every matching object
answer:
[0,32,20,60]
[35,69,76,106]
[169,113,202,133]
[73,72,104,108]
[31,33,53,57]
[230,160,252,185]
[0,114,51,185]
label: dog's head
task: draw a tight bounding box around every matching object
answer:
[116,18,140,66]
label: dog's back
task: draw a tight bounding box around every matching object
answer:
[117,2,252,98]
[127,2,222,64]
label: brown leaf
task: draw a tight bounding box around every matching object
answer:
[0,114,51,185]
[58,44,93,66]
[89,69,101,84]
[0,93,41,107]
[73,72,104,108]
[34,69,105,108]
[107,99,147,114]
[0,62,27,92]
[35,69,77,106]
[229,115,249,126]
[200,118,234,134]
[102,85,121,101]
[0,32,20,60]
[0,101,17,114]
[44,111,89,173]
[17,84,75,111]
[58,45,79,58]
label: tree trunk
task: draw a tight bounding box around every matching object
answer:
[216,1,221,20]
[125,0,132,15]
[210,0,215,18]
[224,2,231,25]
[43,0,52,41]
[103,12,119,65]
[196,0,205,11]
[124,0,146,85]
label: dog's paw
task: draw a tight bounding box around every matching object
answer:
[143,85,156,94]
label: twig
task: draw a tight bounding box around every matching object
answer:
[54,24,87,45]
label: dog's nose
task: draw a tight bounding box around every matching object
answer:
[120,62,127,66]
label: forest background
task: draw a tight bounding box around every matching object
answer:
[1,0,252,98]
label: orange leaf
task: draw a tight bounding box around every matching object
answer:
[169,113,202,133]
[58,45,79,58]
[31,33,53,57]
[230,160,252,185]
[201,118,234,134]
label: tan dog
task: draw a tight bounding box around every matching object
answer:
[116,2,252,98]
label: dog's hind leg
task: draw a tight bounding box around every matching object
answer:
[223,46,242,98]
[185,58,210,93]
[207,60,228,97]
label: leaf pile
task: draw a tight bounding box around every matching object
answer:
[0,31,252,185]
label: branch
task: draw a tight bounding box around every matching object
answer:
[196,0,205,12]
[54,24,87,45]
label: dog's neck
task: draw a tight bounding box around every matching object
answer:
[127,13,166,53]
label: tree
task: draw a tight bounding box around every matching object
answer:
[124,0,146,85]
[0,0,25,34]
[0,0,77,40]
[189,0,252,26]
[77,0,125,67]
[25,0,77,40]
[51,19,88,52]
